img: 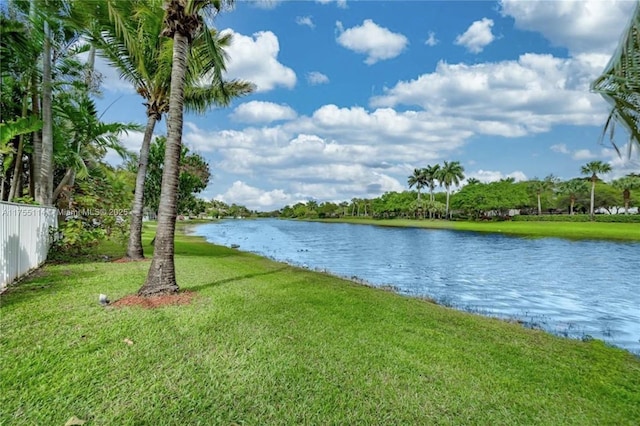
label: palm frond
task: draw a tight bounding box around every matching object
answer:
[591,2,640,154]
[184,79,254,112]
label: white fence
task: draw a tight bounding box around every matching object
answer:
[0,202,58,292]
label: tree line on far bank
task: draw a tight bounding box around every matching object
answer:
[275,165,640,222]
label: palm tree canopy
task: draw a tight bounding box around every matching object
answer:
[580,160,612,180]
[591,2,640,154]
[557,178,588,196]
[439,161,465,187]
[407,168,426,190]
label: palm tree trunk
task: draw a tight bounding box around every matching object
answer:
[623,190,630,215]
[139,31,189,296]
[537,194,542,215]
[31,76,41,200]
[590,179,596,220]
[127,113,158,259]
[445,185,450,219]
[39,19,53,206]
[569,196,575,215]
[8,101,28,201]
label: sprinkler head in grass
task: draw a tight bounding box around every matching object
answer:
[99,294,110,306]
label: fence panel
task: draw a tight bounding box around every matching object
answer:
[0,202,58,291]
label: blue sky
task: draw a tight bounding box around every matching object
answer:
[96,0,640,211]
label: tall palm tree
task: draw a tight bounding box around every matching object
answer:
[581,161,612,220]
[612,175,640,215]
[438,161,465,219]
[424,164,440,218]
[139,0,236,296]
[424,164,440,201]
[557,179,588,215]
[83,0,252,260]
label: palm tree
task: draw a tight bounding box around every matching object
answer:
[581,161,612,220]
[466,177,480,185]
[85,0,252,260]
[529,175,557,215]
[591,2,639,155]
[51,92,139,203]
[424,164,440,218]
[139,0,236,296]
[407,168,426,201]
[557,179,588,215]
[438,161,465,219]
[424,164,440,202]
[612,175,640,214]
[408,168,429,218]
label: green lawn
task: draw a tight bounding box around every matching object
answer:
[1,228,639,425]
[317,217,640,241]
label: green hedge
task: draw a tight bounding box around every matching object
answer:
[512,214,640,223]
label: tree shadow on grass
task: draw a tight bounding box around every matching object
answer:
[186,266,290,292]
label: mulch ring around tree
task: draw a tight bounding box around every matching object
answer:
[111,291,195,309]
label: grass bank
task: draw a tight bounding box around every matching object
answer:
[1,228,639,425]
[316,217,640,241]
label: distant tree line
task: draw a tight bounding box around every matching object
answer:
[276,161,640,221]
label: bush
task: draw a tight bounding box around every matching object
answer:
[49,218,106,256]
[49,214,130,260]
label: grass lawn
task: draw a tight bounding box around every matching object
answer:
[317,217,640,241]
[1,226,639,425]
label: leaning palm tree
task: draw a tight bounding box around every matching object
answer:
[591,2,640,156]
[557,178,588,215]
[438,161,465,220]
[83,0,252,260]
[612,175,640,215]
[139,0,237,296]
[581,161,612,220]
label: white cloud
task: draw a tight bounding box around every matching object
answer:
[500,0,636,55]
[317,0,347,8]
[214,181,294,210]
[370,53,609,136]
[425,31,439,47]
[251,0,280,10]
[466,170,528,183]
[89,55,135,94]
[306,71,330,85]
[230,101,297,124]
[222,29,296,92]
[104,130,146,166]
[572,149,598,161]
[455,18,495,54]
[604,144,640,179]
[336,19,408,65]
[550,144,570,154]
[295,16,315,29]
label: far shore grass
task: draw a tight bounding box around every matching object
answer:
[315,217,640,241]
[1,225,639,425]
